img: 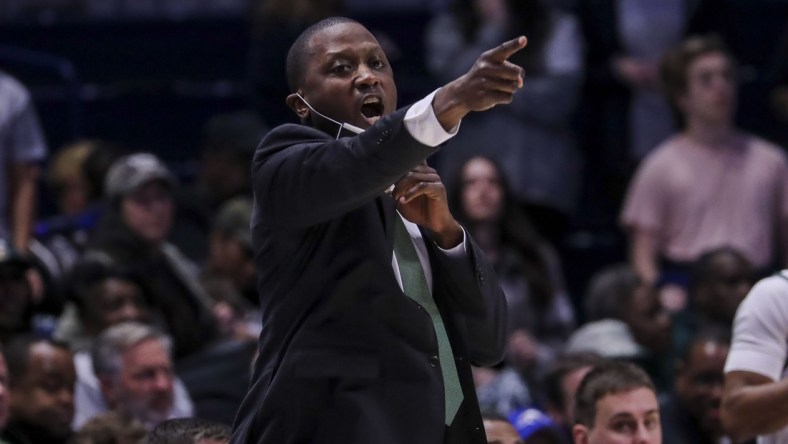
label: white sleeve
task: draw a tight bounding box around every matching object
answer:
[403,88,460,147]
[725,274,788,381]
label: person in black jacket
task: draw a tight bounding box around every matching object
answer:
[232,16,524,444]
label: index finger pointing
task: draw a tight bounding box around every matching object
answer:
[487,36,527,62]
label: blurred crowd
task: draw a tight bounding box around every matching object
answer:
[1,0,788,443]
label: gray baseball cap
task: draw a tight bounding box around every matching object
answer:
[104,153,176,198]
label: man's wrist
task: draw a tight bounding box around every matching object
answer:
[429,220,464,249]
[433,83,469,131]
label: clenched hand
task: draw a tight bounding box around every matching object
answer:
[392,162,462,249]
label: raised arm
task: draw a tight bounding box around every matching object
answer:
[722,277,788,442]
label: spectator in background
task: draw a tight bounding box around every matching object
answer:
[426,0,584,242]
[572,361,661,444]
[84,153,218,359]
[0,239,35,342]
[33,139,126,283]
[1,336,75,444]
[76,322,192,430]
[660,326,731,444]
[576,264,671,358]
[688,247,753,328]
[201,197,257,309]
[54,260,151,352]
[448,156,575,372]
[672,247,753,364]
[70,411,147,444]
[671,247,752,355]
[541,353,605,443]
[32,140,96,289]
[0,71,47,254]
[721,270,788,443]
[621,36,788,303]
[576,0,736,216]
[148,417,231,444]
[181,198,260,424]
[172,112,267,263]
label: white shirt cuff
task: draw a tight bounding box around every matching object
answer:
[436,227,467,257]
[403,88,460,147]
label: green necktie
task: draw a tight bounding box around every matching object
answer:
[393,215,463,425]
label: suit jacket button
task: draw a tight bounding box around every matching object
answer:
[429,355,440,367]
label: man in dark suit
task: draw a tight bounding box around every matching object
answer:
[231,16,526,444]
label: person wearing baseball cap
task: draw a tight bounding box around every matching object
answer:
[81,153,218,361]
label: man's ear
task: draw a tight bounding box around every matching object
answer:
[572,424,590,444]
[286,93,310,120]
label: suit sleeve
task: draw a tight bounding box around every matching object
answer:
[430,232,508,367]
[253,108,438,229]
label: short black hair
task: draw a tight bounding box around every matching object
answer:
[285,16,360,92]
[688,246,749,293]
[574,361,655,427]
[4,335,70,386]
[147,417,232,444]
[678,323,731,364]
[542,352,606,412]
[66,259,149,315]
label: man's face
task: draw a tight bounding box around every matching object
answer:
[84,278,150,334]
[678,51,737,126]
[675,340,729,440]
[294,22,397,134]
[483,419,524,444]
[9,342,75,438]
[461,157,505,224]
[574,388,661,444]
[121,181,174,244]
[109,338,174,427]
[0,354,9,429]
[695,252,752,324]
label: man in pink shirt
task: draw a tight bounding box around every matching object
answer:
[621,35,788,295]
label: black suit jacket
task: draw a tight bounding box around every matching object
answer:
[231,108,508,444]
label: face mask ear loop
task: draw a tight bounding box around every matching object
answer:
[295,92,366,139]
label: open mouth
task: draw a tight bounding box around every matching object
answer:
[360,96,384,125]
